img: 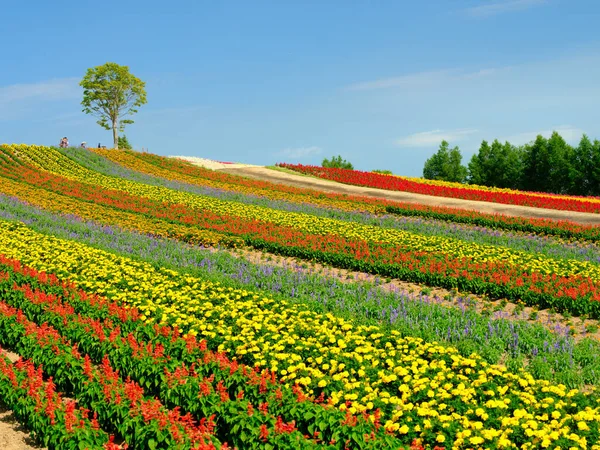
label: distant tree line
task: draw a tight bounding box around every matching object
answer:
[422,132,600,195]
[322,155,354,170]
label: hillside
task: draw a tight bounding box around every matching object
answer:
[217,165,600,226]
[0,144,599,449]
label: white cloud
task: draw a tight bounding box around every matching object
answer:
[500,126,585,145]
[141,105,206,117]
[0,78,80,104]
[465,0,547,18]
[276,146,322,158]
[396,129,478,147]
[347,69,455,91]
[460,68,499,79]
[346,67,501,91]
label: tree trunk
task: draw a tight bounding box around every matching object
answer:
[113,120,118,149]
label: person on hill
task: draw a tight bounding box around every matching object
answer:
[80,142,87,149]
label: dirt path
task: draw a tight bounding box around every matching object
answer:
[0,406,43,450]
[218,166,600,226]
[0,350,45,450]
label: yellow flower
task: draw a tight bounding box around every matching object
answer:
[577,421,589,431]
[469,436,484,445]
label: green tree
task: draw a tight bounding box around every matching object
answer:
[521,132,573,194]
[468,139,522,189]
[567,134,600,195]
[423,141,467,183]
[497,141,524,189]
[447,146,468,183]
[590,139,600,196]
[546,131,572,194]
[80,62,147,149]
[117,135,133,150]
[322,155,354,170]
[467,140,491,185]
[521,135,551,192]
[423,141,450,181]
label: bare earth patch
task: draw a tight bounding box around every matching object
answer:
[0,349,45,450]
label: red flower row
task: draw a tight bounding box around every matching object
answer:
[278,163,600,214]
[1,156,598,317]
[90,147,600,241]
[0,299,223,450]
[0,256,407,449]
[4,145,600,243]
[0,352,116,449]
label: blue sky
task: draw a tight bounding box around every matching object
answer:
[2,0,599,176]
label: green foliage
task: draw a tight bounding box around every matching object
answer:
[372,169,393,175]
[464,131,600,196]
[117,135,133,150]
[322,155,354,170]
[467,140,523,189]
[80,62,147,149]
[423,141,467,183]
[569,135,600,196]
[521,132,571,194]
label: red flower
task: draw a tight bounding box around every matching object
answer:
[259,424,269,442]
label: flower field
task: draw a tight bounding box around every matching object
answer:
[89,146,600,242]
[277,163,600,214]
[0,144,600,448]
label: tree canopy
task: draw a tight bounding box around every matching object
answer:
[322,155,354,170]
[80,62,147,149]
[467,140,523,189]
[117,135,133,150]
[423,141,467,183]
[422,130,600,196]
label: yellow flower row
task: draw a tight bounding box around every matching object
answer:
[9,144,600,282]
[91,148,385,213]
[0,220,598,449]
[0,174,241,248]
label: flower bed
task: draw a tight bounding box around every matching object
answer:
[0,224,598,448]
[278,163,600,214]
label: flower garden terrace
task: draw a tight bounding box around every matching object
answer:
[82,146,600,239]
[0,224,599,448]
[277,163,600,215]
[2,191,599,390]
[0,143,600,448]
[4,145,600,320]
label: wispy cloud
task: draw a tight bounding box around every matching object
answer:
[0,78,80,104]
[465,0,547,18]
[346,67,500,91]
[460,68,499,79]
[500,125,585,145]
[347,69,454,91]
[396,129,478,147]
[141,105,207,117]
[276,146,322,158]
